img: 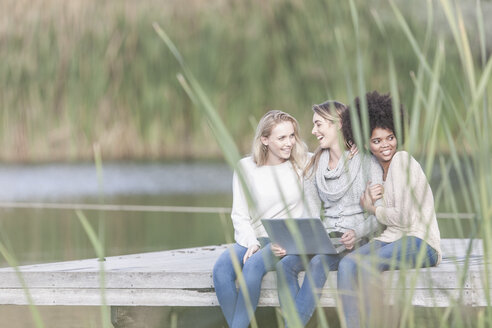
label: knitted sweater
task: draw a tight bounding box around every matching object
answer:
[231,157,305,248]
[375,151,442,264]
[304,151,383,239]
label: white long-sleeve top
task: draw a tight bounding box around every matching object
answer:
[231,157,304,248]
[375,151,442,264]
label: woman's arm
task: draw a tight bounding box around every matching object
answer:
[375,153,427,229]
[369,155,384,208]
[231,170,260,248]
[302,171,322,218]
[352,155,384,238]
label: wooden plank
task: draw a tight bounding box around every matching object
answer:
[0,245,224,273]
[0,239,488,307]
[0,272,215,289]
[0,285,478,307]
[0,259,483,290]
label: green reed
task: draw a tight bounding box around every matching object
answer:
[76,210,111,328]
[0,241,44,328]
[74,143,111,328]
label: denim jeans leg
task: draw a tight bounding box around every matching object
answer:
[276,255,305,326]
[365,237,434,272]
[231,243,278,328]
[296,254,342,326]
[213,243,247,327]
[358,237,438,327]
[337,240,385,328]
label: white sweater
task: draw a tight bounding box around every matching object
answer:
[231,157,304,248]
[375,151,442,264]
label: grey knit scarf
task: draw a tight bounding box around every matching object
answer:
[315,150,361,204]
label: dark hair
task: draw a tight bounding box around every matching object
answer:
[342,91,405,146]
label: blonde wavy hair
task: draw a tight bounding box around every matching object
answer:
[304,101,351,177]
[252,110,307,171]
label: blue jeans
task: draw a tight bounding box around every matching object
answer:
[337,236,438,328]
[213,239,277,328]
[276,253,344,327]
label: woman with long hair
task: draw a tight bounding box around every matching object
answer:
[275,101,383,327]
[213,110,308,328]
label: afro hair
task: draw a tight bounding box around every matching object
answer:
[342,91,405,146]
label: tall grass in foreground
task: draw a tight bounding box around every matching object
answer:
[158,0,491,327]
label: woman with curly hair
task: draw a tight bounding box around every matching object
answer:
[338,91,442,328]
[213,110,308,328]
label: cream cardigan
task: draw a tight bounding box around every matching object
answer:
[375,151,442,264]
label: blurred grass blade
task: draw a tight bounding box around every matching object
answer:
[390,0,433,77]
[77,210,104,259]
[456,8,476,94]
[349,0,369,147]
[0,242,44,328]
[76,210,111,328]
[388,53,402,146]
[153,22,241,168]
[153,22,258,213]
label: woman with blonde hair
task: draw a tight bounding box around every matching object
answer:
[213,110,308,328]
[275,101,383,327]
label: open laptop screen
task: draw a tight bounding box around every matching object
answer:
[261,218,345,255]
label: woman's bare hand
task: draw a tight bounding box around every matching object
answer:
[271,243,286,257]
[348,144,359,159]
[368,183,384,202]
[243,244,260,264]
[360,183,376,215]
[341,230,356,250]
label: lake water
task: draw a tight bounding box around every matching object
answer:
[0,162,235,265]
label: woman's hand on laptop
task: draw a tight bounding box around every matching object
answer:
[243,245,260,264]
[341,230,356,250]
[271,244,286,257]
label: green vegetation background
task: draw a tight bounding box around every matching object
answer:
[2,0,484,163]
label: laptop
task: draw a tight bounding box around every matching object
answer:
[261,218,346,255]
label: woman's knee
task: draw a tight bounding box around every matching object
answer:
[304,255,334,288]
[213,258,231,283]
[275,258,287,273]
[213,248,240,281]
[309,255,338,274]
[338,255,358,275]
[309,255,325,270]
[276,256,302,276]
[242,258,266,279]
[275,259,291,285]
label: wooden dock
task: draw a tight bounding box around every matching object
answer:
[0,238,488,309]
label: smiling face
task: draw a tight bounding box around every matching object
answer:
[312,112,340,150]
[369,127,397,165]
[261,121,296,165]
